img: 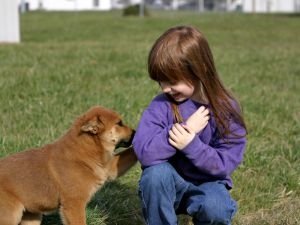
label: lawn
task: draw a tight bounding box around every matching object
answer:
[0,10,299,225]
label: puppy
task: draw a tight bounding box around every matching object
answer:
[0,106,137,225]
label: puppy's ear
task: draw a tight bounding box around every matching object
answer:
[81,119,104,135]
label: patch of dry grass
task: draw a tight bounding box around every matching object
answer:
[234,198,300,225]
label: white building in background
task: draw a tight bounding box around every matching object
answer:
[0,0,20,43]
[173,0,300,12]
[240,0,300,13]
[19,0,300,12]
[19,0,125,11]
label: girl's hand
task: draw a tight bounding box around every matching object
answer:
[168,123,195,150]
[186,106,210,134]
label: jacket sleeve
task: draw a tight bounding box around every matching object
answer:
[181,119,246,178]
[132,100,176,167]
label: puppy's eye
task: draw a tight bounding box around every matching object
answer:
[117,121,123,126]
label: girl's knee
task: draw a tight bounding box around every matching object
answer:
[140,162,175,188]
[193,195,236,224]
[187,182,237,224]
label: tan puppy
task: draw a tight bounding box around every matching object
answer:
[0,106,137,225]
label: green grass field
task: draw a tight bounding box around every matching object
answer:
[0,10,299,225]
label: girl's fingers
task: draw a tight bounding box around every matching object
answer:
[203,108,210,116]
[168,138,177,147]
[181,124,194,134]
[192,107,209,121]
[198,108,209,117]
[169,124,185,141]
[174,123,186,134]
[171,123,188,136]
[204,115,210,121]
[171,125,181,136]
[169,129,177,140]
[197,106,206,113]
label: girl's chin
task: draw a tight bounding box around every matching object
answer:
[172,96,187,102]
[166,93,187,103]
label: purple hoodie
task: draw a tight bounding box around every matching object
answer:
[133,94,247,188]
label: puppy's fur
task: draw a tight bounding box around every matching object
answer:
[0,106,137,225]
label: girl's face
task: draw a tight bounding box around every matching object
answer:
[159,81,196,102]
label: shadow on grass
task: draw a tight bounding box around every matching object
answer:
[41,181,142,225]
[87,181,143,225]
[278,13,300,18]
[41,213,62,225]
[265,13,300,18]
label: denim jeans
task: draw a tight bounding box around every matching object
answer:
[138,162,237,225]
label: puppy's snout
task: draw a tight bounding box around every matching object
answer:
[117,129,135,148]
[128,130,135,145]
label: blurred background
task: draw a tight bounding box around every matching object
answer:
[16,0,300,13]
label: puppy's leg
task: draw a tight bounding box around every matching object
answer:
[0,209,23,225]
[108,147,137,180]
[60,201,87,225]
[0,192,24,225]
[20,212,42,225]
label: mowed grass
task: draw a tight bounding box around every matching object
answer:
[0,10,299,224]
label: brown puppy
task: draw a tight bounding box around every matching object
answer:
[0,106,137,225]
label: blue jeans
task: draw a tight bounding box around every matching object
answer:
[138,162,237,225]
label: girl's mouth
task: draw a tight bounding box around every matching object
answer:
[171,93,183,101]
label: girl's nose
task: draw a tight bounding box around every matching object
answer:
[162,87,171,93]
[160,83,171,93]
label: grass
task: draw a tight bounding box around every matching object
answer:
[0,10,299,225]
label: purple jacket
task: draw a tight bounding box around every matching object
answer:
[133,94,246,188]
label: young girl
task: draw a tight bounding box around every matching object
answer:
[133,25,247,225]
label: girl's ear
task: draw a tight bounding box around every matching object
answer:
[81,119,104,135]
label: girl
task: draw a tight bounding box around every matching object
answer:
[133,25,247,225]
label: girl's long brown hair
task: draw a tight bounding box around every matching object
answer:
[148,25,247,137]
